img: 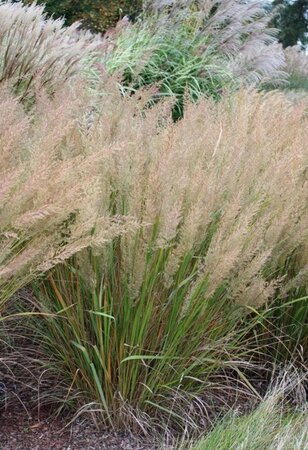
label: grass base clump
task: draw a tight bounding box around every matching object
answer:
[27,247,257,432]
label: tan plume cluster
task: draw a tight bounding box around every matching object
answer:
[1,80,307,311]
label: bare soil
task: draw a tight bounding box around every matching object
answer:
[0,404,153,450]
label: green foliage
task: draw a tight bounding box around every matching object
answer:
[191,391,308,450]
[288,73,308,91]
[96,1,286,119]
[20,0,143,32]
[29,243,253,429]
[100,16,235,120]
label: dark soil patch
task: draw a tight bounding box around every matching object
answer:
[0,365,262,450]
[0,405,154,450]
[0,381,154,450]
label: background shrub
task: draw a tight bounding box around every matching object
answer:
[20,0,143,33]
[271,0,308,48]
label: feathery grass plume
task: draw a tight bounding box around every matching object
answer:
[95,0,287,118]
[0,82,140,313]
[0,1,100,100]
[15,88,307,430]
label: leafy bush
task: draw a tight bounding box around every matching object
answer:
[11,88,307,430]
[271,0,308,49]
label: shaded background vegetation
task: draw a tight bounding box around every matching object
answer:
[17,0,308,46]
[272,0,308,48]
[20,0,143,32]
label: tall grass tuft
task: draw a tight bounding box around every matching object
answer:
[0,1,99,99]
[12,88,307,430]
[0,82,139,313]
[99,15,235,120]
[96,0,287,118]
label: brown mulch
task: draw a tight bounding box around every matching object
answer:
[0,370,262,450]
[0,405,155,450]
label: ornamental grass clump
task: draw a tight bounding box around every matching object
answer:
[0,1,99,99]
[99,15,235,120]
[96,0,287,118]
[16,88,307,430]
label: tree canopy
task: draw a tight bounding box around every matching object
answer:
[272,0,308,48]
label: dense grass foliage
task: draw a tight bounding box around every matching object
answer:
[29,259,255,431]
[97,0,286,118]
[99,15,235,120]
[283,46,308,91]
[0,82,139,313]
[192,382,308,450]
